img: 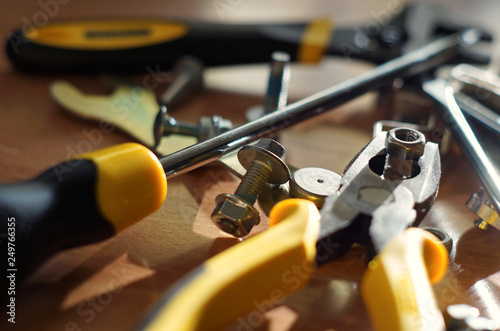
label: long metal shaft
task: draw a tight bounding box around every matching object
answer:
[444,87,500,216]
[161,30,479,178]
[423,77,500,216]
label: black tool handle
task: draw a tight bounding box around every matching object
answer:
[0,160,114,288]
[5,18,329,73]
[0,143,167,302]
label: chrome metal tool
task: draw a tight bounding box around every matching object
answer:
[423,78,500,221]
[161,30,480,179]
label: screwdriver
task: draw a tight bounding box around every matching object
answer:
[0,30,475,299]
[6,18,334,73]
[5,3,492,74]
[0,143,167,300]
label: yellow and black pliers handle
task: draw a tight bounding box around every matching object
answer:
[138,199,321,331]
[361,227,448,331]
[137,199,448,331]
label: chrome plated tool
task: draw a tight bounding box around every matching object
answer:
[161,30,480,178]
[423,78,500,220]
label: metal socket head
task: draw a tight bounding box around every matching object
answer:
[386,127,426,160]
[211,194,260,237]
[238,138,290,184]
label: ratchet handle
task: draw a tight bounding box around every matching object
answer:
[361,228,449,331]
[138,199,320,331]
[0,143,166,298]
[6,18,331,73]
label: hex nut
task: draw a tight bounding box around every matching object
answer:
[211,194,260,237]
[386,127,426,160]
[385,128,426,179]
[422,226,453,254]
[199,115,233,141]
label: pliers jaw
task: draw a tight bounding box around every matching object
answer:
[316,129,441,266]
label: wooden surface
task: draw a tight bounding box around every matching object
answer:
[1,0,500,330]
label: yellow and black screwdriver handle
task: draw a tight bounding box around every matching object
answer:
[6,18,334,73]
[137,199,449,331]
[0,143,166,300]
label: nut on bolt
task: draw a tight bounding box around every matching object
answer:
[211,138,290,237]
[384,127,426,180]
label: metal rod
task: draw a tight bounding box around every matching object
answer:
[161,30,479,178]
[444,86,500,216]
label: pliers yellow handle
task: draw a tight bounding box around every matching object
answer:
[139,199,321,331]
[362,227,449,331]
[138,199,449,331]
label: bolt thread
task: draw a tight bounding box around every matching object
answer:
[234,161,271,205]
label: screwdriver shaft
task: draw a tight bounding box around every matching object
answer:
[160,31,477,179]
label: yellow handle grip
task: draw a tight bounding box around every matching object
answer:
[361,227,449,331]
[140,199,320,331]
[81,142,167,232]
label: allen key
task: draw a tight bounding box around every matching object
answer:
[160,30,482,178]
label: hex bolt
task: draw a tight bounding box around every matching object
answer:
[383,127,426,180]
[159,56,204,107]
[152,56,208,146]
[211,138,291,237]
[154,105,233,146]
[264,51,291,115]
[466,187,500,231]
[245,51,291,122]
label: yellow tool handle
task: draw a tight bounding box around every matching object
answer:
[139,199,321,331]
[361,227,449,331]
[0,143,167,299]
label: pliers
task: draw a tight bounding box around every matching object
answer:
[136,127,448,331]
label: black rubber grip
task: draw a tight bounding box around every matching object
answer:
[0,160,115,302]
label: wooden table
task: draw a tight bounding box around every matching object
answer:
[0,0,499,330]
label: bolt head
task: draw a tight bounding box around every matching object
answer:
[211,194,260,237]
[386,128,426,160]
[238,139,290,184]
[254,138,286,160]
